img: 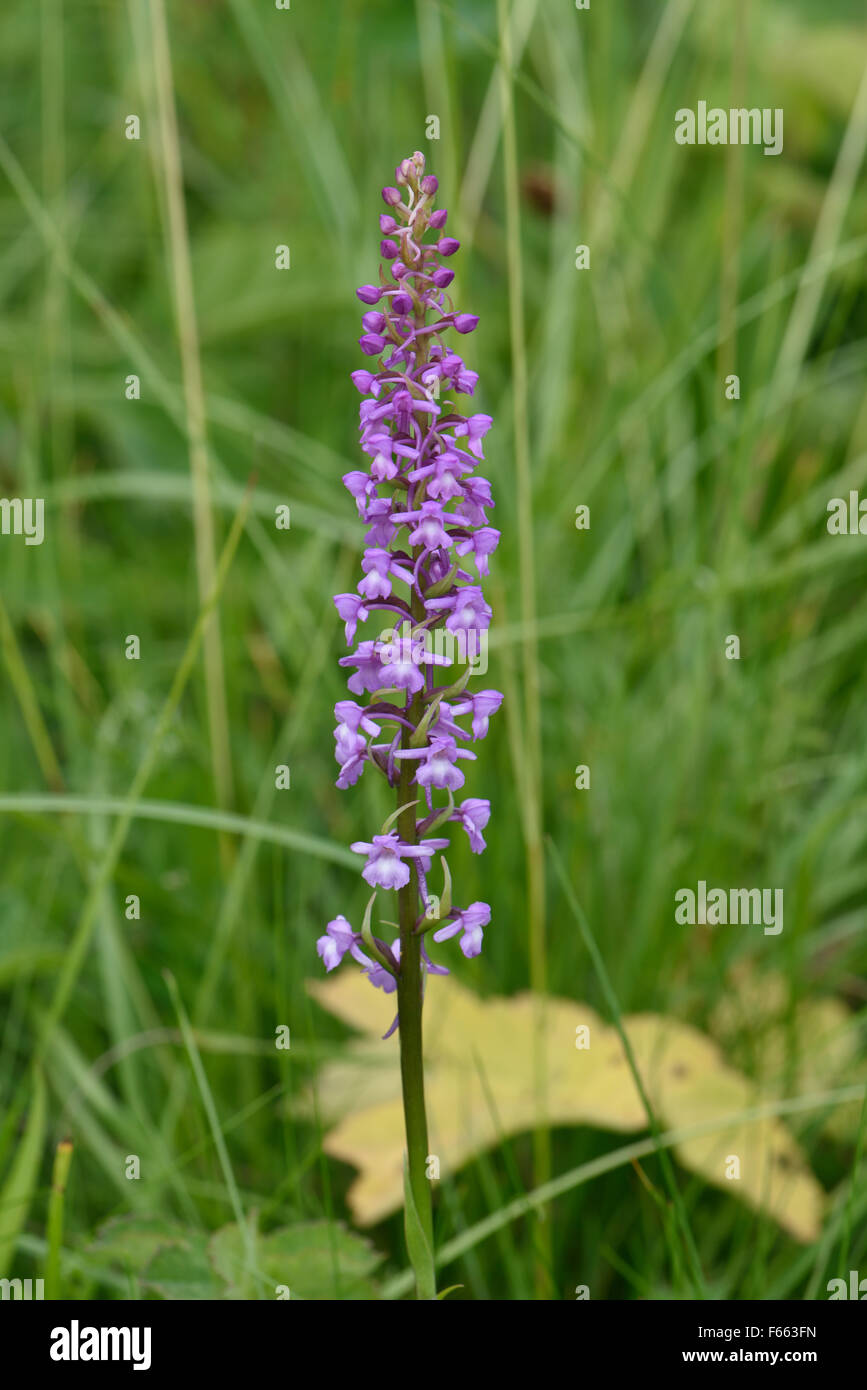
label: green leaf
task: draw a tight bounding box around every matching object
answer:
[402,1162,436,1301]
[0,1068,47,1279]
[209,1220,383,1301]
[142,1236,219,1300]
[87,1213,192,1271]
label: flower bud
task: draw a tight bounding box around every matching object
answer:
[359,332,387,356]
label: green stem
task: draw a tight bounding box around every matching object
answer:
[45,1139,73,1300]
[390,156,439,1300]
[497,0,550,1296]
[396,616,436,1299]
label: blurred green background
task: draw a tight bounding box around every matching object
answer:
[1,0,866,1300]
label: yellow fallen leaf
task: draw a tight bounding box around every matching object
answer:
[307,974,823,1242]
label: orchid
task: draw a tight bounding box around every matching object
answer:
[315,151,503,1299]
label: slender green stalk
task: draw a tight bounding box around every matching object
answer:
[717,0,747,390]
[0,1070,46,1280]
[44,1139,73,1300]
[146,0,236,861]
[394,264,436,1300]
[0,595,64,790]
[163,973,252,1243]
[497,0,550,1292]
[396,727,435,1298]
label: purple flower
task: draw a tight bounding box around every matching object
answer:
[334,725,367,788]
[350,831,449,890]
[357,548,413,600]
[333,592,369,645]
[453,798,491,853]
[318,151,503,1006]
[377,634,449,693]
[433,902,491,958]
[454,414,493,459]
[455,526,500,576]
[339,640,385,695]
[316,915,367,971]
[393,500,451,551]
[426,585,491,633]
[451,689,504,740]
[334,699,380,737]
[396,736,476,791]
[360,332,387,356]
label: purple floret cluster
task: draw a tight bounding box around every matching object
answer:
[317,151,503,1014]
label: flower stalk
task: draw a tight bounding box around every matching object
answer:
[317,151,503,1299]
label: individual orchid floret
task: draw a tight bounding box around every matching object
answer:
[357,548,415,600]
[452,797,491,853]
[333,593,369,645]
[394,736,476,791]
[450,688,504,741]
[454,526,500,576]
[333,725,368,789]
[432,902,491,958]
[453,413,493,458]
[350,830,450,889]
[377,634,450,693]
[316,915,369,972]
[426,585,492,633]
